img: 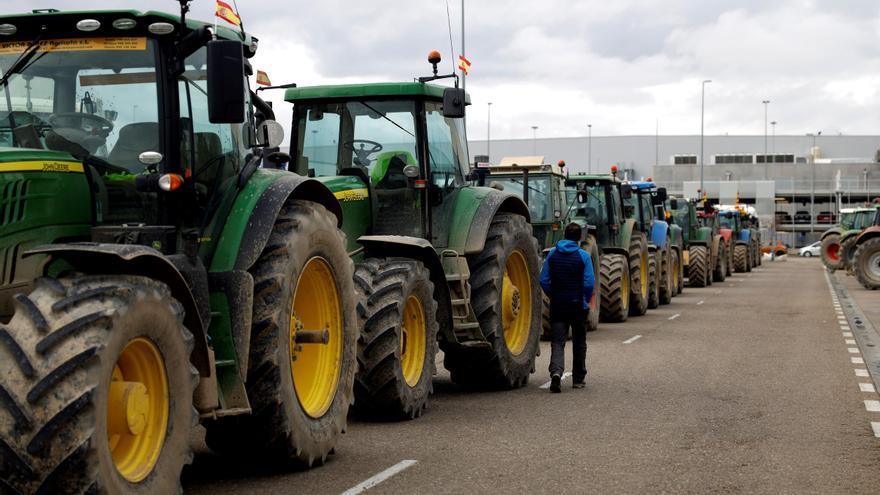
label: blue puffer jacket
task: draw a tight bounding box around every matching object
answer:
[539,239,595,312]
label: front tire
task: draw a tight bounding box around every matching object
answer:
[687,245,710,287]
[713,242,727,282]
[734,244,749,273]
[0,276,196,494]
[821,234,843,271]
[599,254,630,323]
[352,258,439,419]
[446,213,541,389]
[854,237,880,290]
[647,250,660,309]
[659,247,673,305]
[205,200,357,468]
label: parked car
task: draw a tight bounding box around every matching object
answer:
[794,210,812,224]
[761,240,789,256]
[775,211,793,224]
[817,211,836,224]
[798,241,822,257]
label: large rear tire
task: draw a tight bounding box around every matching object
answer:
[647,250,660,309]
[854,237,880,290]
[659,247,673,305]
[713,242,727,282]
[821,234,843,271]
[628,234,650,316]
[0,276,196,494]
[734,244,749,273]
[205,200,356,468]
[599,254,630,323]
[352,258,438,419]
[687,245,710,287]
[446,213,541,389]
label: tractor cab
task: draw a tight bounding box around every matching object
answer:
[483,156,569,249]
[625,181,669,248]
[565,172,627,249]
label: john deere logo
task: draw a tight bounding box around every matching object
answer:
[334,188,368,202]
[42,162,73,172]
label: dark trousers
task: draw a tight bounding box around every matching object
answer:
[549,308,588,382]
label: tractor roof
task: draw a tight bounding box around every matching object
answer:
[0,9,254,49]
[285,82,470,103]
[487,156,565,176]
[627,181,657,190]
[566,173,618,182]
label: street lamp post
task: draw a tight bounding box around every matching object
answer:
[487,102,492,162]
[762,100,770,179]
[587,124,592,173]
[771,121,777,154]
[531,126,538,155]
[808,131,821,235]
[700,80,712,194]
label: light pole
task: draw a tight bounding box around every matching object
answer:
[487,102,492,162]
[762,100,770,179]
[808,131,821,235]
[700,79,711,194]
[587,124,592,173]
[531,126,538,155]
[771,121,777,154]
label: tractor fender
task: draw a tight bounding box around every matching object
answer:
[738,229,751,244]
[668,225,683,248]
[854,226,880,246]
[710,235,722,261]
[233,174,342,272]
[840,229,862,246]
[609,218,639,258]
[651,220,669,249]
[719,228,733,242]
[357,235,454,344]
[462,189,530,254]
[24,243,211,375]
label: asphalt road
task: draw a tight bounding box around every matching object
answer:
[183,256,880,494]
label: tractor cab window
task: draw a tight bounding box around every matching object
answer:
[489,175,552,221]
[639,192,654,224]
[424,101,466,193]
[0,37,160,173]
[719,214,736,229]
[575,184,608,227]
[178,47,248,201]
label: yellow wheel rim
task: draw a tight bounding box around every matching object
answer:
[400,295,427,387]
[107,338,169,483]
[290,257,343,418]
[621,261,630,312]
[639,251,648,297]
[502,250,532,356]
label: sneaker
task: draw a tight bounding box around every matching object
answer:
[549,374,561,393]
[572,380,586,389]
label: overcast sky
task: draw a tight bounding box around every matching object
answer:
[11,0,880,142]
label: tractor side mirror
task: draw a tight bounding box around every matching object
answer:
[207,40,246,123]
[256,119,285,148]
[654,187,668,203]
[442,87,466,118]
[669,198,678,210]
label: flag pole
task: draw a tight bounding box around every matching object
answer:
[461,0,465,92]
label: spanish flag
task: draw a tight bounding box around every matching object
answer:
[458,55,471,75]
[256,70,271,86]
[215,0,241,26]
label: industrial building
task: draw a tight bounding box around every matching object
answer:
[470,134,880,247]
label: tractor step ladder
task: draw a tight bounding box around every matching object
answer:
[441,250,489,347]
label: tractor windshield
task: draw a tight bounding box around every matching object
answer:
[294,99,418,181]
[570,183,608,227]
[719,214,736,229]
[0,37,159,172]
[490,175,552,221]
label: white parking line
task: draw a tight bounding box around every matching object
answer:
[668,314,680,320]
[623,335,643,344]
[849,348,861,354]
[697,300,705,306]
[842,326,852,331]
[860,383,876,393]
[872,422,880,438]
[852,357,865,364]
[846,339,857,345]
[844,332,854,337]
[856,369,870,377]
[539,372,572,389]
[865,400,880,413]
[341,460,418,495]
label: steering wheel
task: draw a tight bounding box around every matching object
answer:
[49,112,114,135]
[343,139,383,168]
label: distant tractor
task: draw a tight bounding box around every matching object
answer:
[850,205,880,289]
[822,208,874,271]
[671,199,727,287]
[718,208,753,273]
[0,7,358,493]
[566,171,649,323]
[624,181,671,309]
[284,54,542,419]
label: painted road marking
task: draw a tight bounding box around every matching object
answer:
[865,400,880,413]
[668,314,680,320]
[860,383,877,393]
[844,332,854,337]
[872,422,880,438]
[856,369,870,377]
[852,357,865,364]
[539,372,572,389]
[842,326,852,331]
[341,460,418,495]
[697,300,705,305]
[849,348,861,354]
[846,339,857,345]
[623,335,643,344]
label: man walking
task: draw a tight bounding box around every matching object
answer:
[540,223,595,393]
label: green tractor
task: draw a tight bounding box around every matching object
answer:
[821,207,874,271]
[847,204,880,288]
[565,171,649,322]
[283,54,542,419]
[670,199,727,287]
[0,6,359,493]
[624,181,672,309]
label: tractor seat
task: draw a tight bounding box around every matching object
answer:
[372,152,414,190]
[107,123,160,172]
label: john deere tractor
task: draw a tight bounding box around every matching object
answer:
[0,7,359,493]
[624,181,671,309]
[822,207,874,271]
[284,54,542,419]
[671,199,727,287]
[566,172,649,322]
